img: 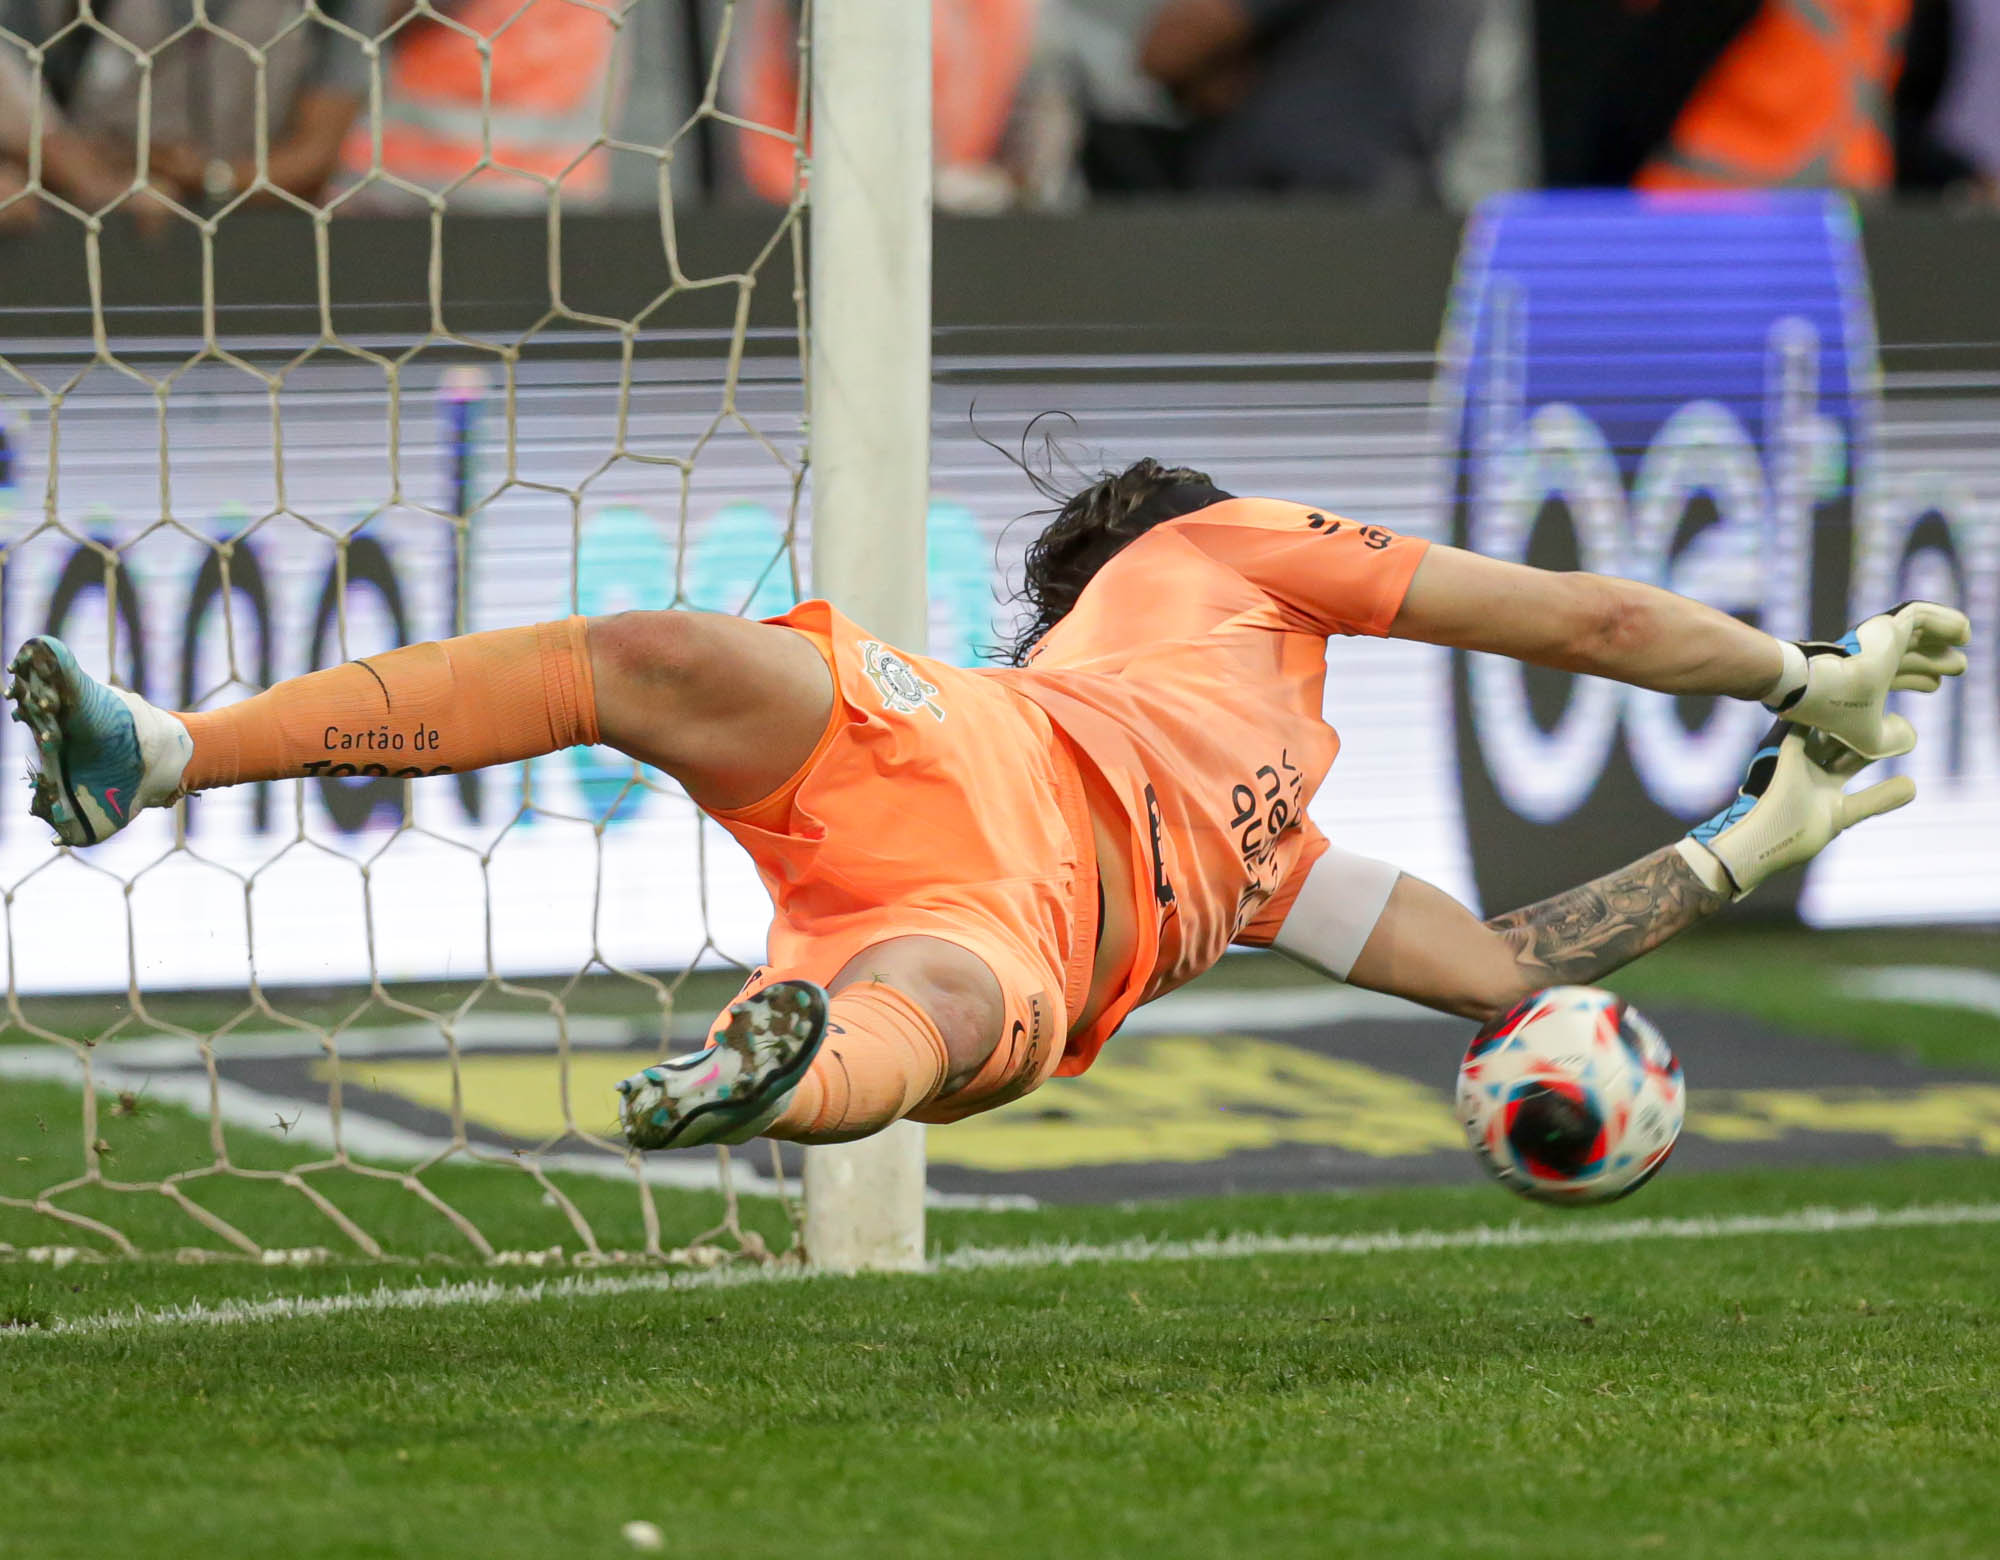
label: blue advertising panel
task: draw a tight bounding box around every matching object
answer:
[1438,191,1885,912]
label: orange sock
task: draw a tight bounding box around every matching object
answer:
[765,983,951,1144]
[179,619,599,790]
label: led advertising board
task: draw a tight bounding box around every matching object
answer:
[1,194,1993,994]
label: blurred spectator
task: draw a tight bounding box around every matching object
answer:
[2,12,180,224]
[1546,0,1910,193]
[0,0,382,214]
[735,0,1082,212]
[1928,0,2000,189]
[1128,0,1484,198]
[1898,0,2000,195]
[0,40,133,227]
[1439,0,1539,205]
[338,0,625,212]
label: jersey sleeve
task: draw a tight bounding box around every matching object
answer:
[1167,498,1430,639]
[1231,819,1332,948]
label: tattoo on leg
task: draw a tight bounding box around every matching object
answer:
[1484,845,1727,992]
[355,659,393,710]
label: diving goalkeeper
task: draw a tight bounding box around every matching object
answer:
[7,462,1971,1151]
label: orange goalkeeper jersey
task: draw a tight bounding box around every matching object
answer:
[995,498,1429,1073]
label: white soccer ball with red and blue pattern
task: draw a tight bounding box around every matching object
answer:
[1455,985,1684,1205]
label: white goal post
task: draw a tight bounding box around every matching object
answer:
[801,0,934,1272]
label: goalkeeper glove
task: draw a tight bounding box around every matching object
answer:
[1676,723,1915,902]
[1758,600,1970,761]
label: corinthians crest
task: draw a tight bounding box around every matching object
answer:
[858,640,946,722]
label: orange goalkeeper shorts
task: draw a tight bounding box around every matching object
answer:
[705,601,1099,1121]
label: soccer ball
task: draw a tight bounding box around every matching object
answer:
[1456,986,1684,1205]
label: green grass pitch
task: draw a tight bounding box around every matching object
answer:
[3,926,1997,1558]
[4,1159,1997,1560]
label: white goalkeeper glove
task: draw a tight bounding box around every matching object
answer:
[1676,723,1916,902]
[1758,600,1970,761]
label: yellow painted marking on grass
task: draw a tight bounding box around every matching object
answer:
[1690,1086,2000,1152]
[326,1035,1468,1167]
[318,1053,642,1141]
[328,1042,2000,1173]
[926,1034,1466,1171]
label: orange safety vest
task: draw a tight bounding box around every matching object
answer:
[1638,0,1909,192]
[340,0,621,203]
[736,0,1036,203]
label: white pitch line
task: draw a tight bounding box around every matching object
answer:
[8,1199,1996,1341]
[1842,965,2000,1019]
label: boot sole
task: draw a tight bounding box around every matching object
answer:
[5,639,94,846]
[619,980,829,1151]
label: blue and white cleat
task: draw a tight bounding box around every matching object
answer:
[616,980,828,1151]
[6,635,194,847]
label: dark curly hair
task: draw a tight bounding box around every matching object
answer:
[998,455,1233,665]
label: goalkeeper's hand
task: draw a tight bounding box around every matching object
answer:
[1761,600,1970,761]
[1677,723,1915,902]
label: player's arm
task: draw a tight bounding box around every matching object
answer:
[1393,545,1784,697]
[1277,726,1914,1022]
[1273,838,1722,1022]
[1392,545,1970,758]
[1175,501,1968,757]
[1182,500,1791,695]
[1317,846,1727,1024]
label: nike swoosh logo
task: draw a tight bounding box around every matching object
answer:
[102,786,124,817]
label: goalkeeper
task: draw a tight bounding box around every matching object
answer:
[7,462,1970,1151]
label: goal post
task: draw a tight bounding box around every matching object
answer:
[801,0,934,1274]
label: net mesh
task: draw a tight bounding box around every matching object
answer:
[0,0,816,1268]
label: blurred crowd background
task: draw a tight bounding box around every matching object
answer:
[0,0,1995,226]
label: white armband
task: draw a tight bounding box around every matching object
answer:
[1270,843,1402,982]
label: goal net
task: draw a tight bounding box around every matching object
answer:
[0,0,848,1268]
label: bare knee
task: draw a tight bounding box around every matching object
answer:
[586,610,710,775]
[587,612,833,807]
[588,610,704,700]
[830,938,1005,1092]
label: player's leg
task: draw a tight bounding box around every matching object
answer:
[5,610,830,844]
[768,937,1008,1141]
[583,609,834,812]
[616,933,1062,1151]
